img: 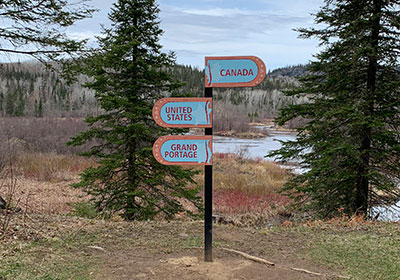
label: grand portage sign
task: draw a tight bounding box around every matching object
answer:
[153,135,212,165]
[205,56,266,88]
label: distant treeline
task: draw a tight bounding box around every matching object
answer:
[0,62,307,119]
[0,62,98,117]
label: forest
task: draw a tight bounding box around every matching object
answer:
[0,62,304,121]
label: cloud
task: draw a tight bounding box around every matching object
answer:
[67,31,99,41]
[159,1,321,69]
[181,8,259,17]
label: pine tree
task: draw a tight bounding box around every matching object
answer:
[35,98,43,117]
[0,0,94,62]
[68,0,202,220]
[5,92,15,116]
[15,88,25,116]
[38,98,43,117]
[0,92,4,116]
[270,0,400,218]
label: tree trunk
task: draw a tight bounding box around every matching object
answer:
[355,0,382,215]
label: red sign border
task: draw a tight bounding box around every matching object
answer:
[153,135,213,166]
[205,56,266,88]
[153,98,212,128]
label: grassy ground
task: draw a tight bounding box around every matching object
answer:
[1,152,399,280]
[302,219,400,280]
[1,214,399,280]
[276,219,400,280]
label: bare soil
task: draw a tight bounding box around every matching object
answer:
[90,220,344,280]
[0,174,346,280]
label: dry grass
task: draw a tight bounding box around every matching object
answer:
[1,151,292,220]
[213,153,289,195]
[0,152,95,215]
[6,178,86,214]
[16,152,96,182]
[302,210,375,231]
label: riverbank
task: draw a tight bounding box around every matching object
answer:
[191,119,297,139]
[214,130,267,139]
[213,121,297,139]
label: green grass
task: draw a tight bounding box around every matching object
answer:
[307,229,400,280]
[263,221,400,280]
[263,221,399,280]
[69,202,99,219]
[0,230,101,280]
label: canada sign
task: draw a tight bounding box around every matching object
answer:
[153,98,212,128]
[205,56,266,88]
[153,136,212,165]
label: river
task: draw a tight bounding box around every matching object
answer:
[212,128,400,222]
[213,130,304,173]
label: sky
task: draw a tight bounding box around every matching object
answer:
[3,0,326,71]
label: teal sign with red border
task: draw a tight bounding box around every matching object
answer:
[205,56,266,88]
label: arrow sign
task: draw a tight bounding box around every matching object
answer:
[153,98,212,128]
[205,56,266,88]
[153,135,212,165]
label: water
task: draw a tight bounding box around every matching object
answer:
[213,131,305,173]
[212,129,400,221]
[372,205,400,222]
[213,133,296,161]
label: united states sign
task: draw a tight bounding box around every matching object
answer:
[153,135,212,165]
[152,98,212,128]
[205,56,266,88]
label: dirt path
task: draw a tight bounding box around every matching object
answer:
[81,221,344,280]
[96,248,342,280]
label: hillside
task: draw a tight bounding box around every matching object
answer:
[0,62,99,117]
[0,62,307,119]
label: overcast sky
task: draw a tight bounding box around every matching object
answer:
[9,0,325,70]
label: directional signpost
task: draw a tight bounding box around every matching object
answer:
[153,55,265,263]
[153,135,212,165]
[203,56,265,262]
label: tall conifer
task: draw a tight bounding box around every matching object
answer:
[68,0,202,220]
[270,0,400,217]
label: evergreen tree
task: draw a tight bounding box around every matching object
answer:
[270,0,400,217]
[0,92,4,116]
[34,99,38,117]
[38,98,43,117]
[0,0,94,62]
[68,0,202,220]
[15,88,25,116]
[35,98,43,117]
[5,92,15,116]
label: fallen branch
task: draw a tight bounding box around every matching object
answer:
[289,266,351,279]
[88,245,107,252]
[221,247,275,266]
[220,247,351,279]
[291,267,322,276]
